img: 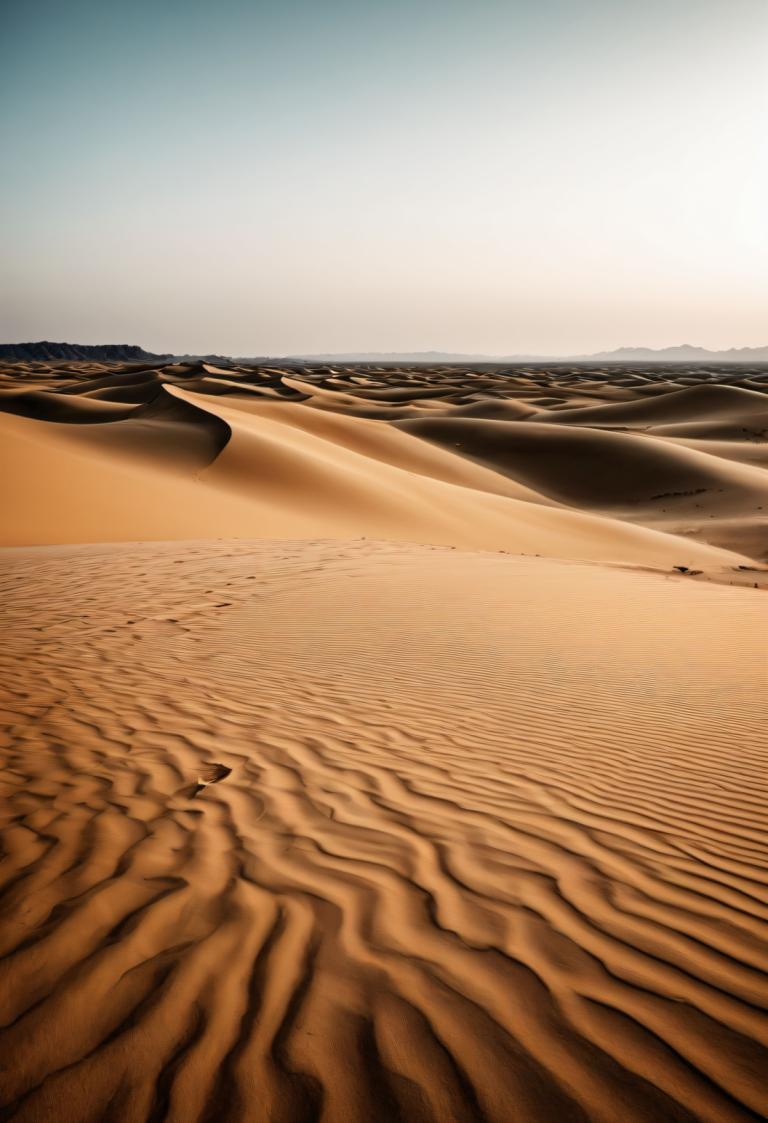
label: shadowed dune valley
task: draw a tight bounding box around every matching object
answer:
[0,358,767,1123]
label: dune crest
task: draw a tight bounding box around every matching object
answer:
[1,361,766,578]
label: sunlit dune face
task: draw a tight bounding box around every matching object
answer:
[1,358,767,578]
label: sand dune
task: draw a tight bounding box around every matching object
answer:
[1,539,766,1122]
[0,380,751,570]
[0,388,135,423]
[446,399,542,421]
[395,416,768,512]
[394,415,768,557]
[194,393,558,503]
[1,360,766,576]
[1,361,767,1122]
[539,384,768,433]
[663,438,768,469]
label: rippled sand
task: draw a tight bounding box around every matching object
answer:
[1,539,766,1123]
[1,360,767,1121]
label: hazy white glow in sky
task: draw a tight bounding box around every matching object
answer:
[2,0,767,355]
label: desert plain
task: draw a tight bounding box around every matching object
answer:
[0,358,767,1122]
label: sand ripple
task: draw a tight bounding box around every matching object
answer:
[1,540,766,1122]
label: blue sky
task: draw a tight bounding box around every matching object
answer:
[2,0,767,354]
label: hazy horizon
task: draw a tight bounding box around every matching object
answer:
[6,341,768,361]
[2,0,767,356]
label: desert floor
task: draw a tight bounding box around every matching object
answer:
[1,361,766,1122]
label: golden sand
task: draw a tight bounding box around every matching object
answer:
[1,361,766,1121]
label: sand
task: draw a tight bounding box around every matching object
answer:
[1,361,767,1122]
[1,360,767,575]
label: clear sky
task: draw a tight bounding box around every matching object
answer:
[2,0,767,356]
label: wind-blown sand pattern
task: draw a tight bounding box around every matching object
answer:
[1,362,767,1122]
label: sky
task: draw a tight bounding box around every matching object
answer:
[1,0,767,356]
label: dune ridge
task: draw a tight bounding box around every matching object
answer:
[1,360,766,577]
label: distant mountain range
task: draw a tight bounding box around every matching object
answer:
[2,341,768,364]
[0,341,171,362]
[291,345,768,363]
[585,345,768,363]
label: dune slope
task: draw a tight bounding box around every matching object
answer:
[1,358,767,572]
[0,382,749,571]
[395,416,768,513]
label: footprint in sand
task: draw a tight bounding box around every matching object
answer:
[174,762,232,800]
